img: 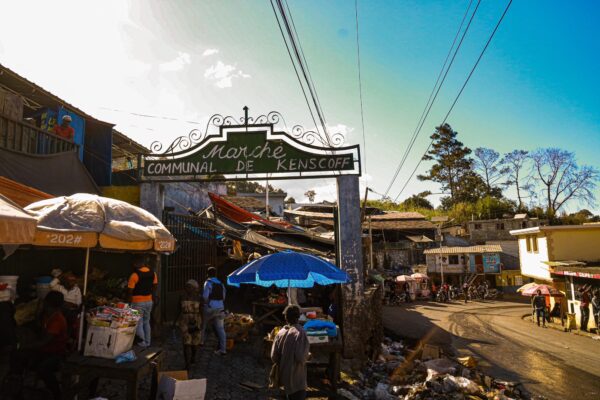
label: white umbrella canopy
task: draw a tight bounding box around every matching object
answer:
[396,275,415,282]
[25,193,175,251]
[0,194,36,245]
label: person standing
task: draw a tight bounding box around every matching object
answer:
[270,305,310,400]
[175,279,203,370]
[52,115,75,141]
[532,289,546,327]
[591,290,600,333]
[50,272,82,348]
[579,286,592,331]
[202,267,227,355]
[462,282,469,304]
[127,256,158,348]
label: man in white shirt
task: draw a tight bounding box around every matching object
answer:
[50,273,82,308]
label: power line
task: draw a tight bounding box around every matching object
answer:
[354,0,368,174]
[394,0,514,202]
[273,0,334,147]
[269,0,321,136]
[383,0,480,198]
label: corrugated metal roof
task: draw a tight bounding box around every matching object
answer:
[423,245,503,255]
[372,211,426,220]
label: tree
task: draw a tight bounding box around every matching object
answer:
[304,190,316,203]
[501,150,531,210]
[530,148,599,217]
[473,147,509,194]
[418,124,473,204]
[401,192,434,210]
[285,197,296,204]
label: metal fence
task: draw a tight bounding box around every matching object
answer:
[161,211,218,320]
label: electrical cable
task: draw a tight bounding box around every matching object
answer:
[382,0,480,198]
[393,0,514,202]
[269,0,321,136]
[274,0,334,147]
[354,0,368,174]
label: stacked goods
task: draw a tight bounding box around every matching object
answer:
[84,305,141,359]
[224,313,255,340]
[87,305,140,329]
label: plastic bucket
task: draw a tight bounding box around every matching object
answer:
[0,276,19,300]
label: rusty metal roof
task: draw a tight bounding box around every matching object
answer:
[424,245,503,255]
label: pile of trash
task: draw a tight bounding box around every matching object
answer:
[338,338,541,400]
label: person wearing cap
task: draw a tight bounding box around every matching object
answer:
[52,115,75,141]
[270,305,310,400]
[202,267,227,355]
[175,279,203,370]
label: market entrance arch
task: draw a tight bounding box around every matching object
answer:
[140,107,365,354]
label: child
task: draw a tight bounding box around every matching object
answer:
[175,279,203,370]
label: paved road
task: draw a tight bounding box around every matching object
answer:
[383,300,600,400]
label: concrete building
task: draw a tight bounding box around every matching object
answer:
[424,245,503,285]
[510,224,600,330]
[467,215,547,244]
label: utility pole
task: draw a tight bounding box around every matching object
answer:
[438,222,444,285]
[265,178,270,220]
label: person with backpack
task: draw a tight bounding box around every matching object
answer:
[127,256,158,347]
[202,267,227,355]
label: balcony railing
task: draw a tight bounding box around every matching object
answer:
[0,114,77,155]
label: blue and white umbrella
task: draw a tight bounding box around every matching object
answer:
[227,250,349,289]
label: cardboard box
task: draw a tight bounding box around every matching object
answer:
[84,325,137,359]
[157,370,207,400]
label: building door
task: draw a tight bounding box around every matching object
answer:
[161,211,218,321]
[475,254,484,273]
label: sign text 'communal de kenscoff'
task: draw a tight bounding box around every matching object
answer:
[140,120,361,181]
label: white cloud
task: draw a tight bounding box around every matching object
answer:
[202,48,219,57]
[159,52,192,71]
[204,61,251,88]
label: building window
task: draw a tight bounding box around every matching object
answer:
[525,237,531,252]
[449,255,459,264]
[496,223,505,230]
[474,223,482,230]
[531,236,538,252]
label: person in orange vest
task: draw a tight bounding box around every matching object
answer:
[127,256,158,347]
[52,115,74,141]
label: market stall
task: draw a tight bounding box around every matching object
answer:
[227,250,348,395]
[411,272,431,298]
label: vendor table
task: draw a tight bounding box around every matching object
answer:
[61,347,163,400]
[252,301,286,327]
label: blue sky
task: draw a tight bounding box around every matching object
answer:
[1,0,598,211]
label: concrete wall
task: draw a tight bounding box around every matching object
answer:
[163,182,227,214]
[517,235,552,281]
[469,219,545,243]
[426,254,467,274]
[487,240,519,258]
[548,229,600,262]
[101,185,140,206]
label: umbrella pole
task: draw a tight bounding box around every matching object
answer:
[78,247,91,352]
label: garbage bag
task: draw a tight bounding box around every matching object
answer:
[424,358,458,381]
[115,350,137,364]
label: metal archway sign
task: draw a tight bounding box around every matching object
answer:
[138,107,361,181]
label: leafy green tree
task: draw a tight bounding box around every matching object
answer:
[401,191,434,210]
[304,190,316,203]
[418,124,474,205]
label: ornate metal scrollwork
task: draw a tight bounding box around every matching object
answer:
[290,125,346,148]
[148,107,346,155]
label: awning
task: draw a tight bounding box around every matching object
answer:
[552,265,600,280]
[542,260,586,267]
[406,235,434,243]
[0,148,99,196]
[0,176,53,207]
